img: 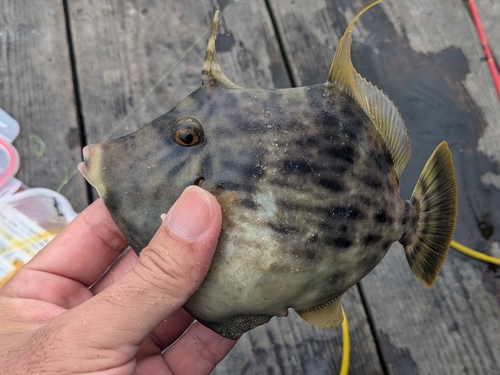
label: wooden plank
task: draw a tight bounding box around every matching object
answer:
[67,0,383,373]
[0,0,88,211]
[268,0,500,374]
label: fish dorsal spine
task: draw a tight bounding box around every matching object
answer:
[327,0,411,180]
[202,11,242,89]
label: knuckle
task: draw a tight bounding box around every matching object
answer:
[134,237,198,296]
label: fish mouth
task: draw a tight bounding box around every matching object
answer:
[78,144,107,197]
[193,177,205,187]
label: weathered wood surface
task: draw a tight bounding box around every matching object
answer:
[2,0,499,374]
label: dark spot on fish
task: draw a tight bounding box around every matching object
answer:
[363,174,382,189]
[338,106,364,138]
[190,87,211,110]
[285,95,304,110]
[319,178,344,192]
[328,270,348,285]
[283,159,313,174]
[239,198,256,209]
[268,90,284,104]
[318,110,341,129]
[351,194,371,207]
[268,222,297,234]
[202,154,212,175]
[339,104,357,119]
[222,160,263,179]
[276,199,310,213]
[382,241,392,250]
[323,145,355,164]
[333,113,361,140]
[402,201,410,225]
[375,209,393,224]
[331,164,348,174]
[166,158,188,177]
[332,237,351,249]
[221,181,256,193]
[319,221,333,232]
[359,252,382,272]
[364,234,382,245]
[295,247,317,260]
[330,206,363,220]
[222,92,238,108]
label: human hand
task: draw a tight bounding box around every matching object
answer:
[0,186,236,374]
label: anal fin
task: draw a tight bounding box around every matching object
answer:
[297,295,344,328]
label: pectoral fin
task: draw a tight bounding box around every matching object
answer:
[297,296,344,328]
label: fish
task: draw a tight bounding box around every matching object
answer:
[78,0,458,340]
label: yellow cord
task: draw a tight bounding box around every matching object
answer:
[450,240,500,265]
[340,308,350,375]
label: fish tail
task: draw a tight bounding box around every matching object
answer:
[404,141,457,287]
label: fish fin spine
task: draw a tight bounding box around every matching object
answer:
[297,295,344,328]
[404,141,457,287]
[327,0,411,179]
[202,11,242,89]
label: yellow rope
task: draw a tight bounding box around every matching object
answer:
[340,308,350,375]
[450,240,500,265]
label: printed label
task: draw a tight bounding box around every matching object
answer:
[0,206,55,286]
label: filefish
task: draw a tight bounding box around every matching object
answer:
[79,0,457,339]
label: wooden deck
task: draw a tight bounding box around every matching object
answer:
[2,0,500,373]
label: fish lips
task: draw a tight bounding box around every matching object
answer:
[78,144,107,197]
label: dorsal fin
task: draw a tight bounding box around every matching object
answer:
[327,0,411,179]
[202,11,241,89]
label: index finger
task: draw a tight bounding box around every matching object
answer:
[24,198,129,287]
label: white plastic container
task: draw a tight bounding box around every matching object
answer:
[0,188,78,286]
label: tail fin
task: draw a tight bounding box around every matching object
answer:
[405,141,457,287]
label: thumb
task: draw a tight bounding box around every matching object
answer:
[61,186,222,354]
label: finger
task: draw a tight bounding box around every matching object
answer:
[90,247,138,294]
[1,199,129,305]
[53,186,222,358]
[24,199,128,286]
[163,322,237,374]
[135,308,195,361]
[150,308,194,351]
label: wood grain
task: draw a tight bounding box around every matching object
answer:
[0,0,87,210]
[268,0,500,373]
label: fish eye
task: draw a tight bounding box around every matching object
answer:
[172,117,204,147]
